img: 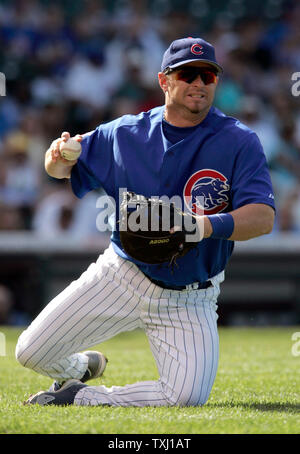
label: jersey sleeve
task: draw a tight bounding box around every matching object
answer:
[231,132,276,211]
[70,126,114,198]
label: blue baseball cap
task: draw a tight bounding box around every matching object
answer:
[161,37,223,74]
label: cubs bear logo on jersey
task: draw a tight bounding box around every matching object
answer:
[184,169,230,215]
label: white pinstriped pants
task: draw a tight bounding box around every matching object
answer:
[16,245,224,407]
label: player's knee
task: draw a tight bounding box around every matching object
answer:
[173,391,207,407]
[15,346,38,370]
[161,377,211,407]
[15,337,28,367]
[15,341,26,367]
[175,395,208,407]
[15,331,36,369]
[170,384,211,407]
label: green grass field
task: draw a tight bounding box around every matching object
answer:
[0,326,299,434]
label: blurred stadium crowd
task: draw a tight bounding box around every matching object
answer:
[0,0,300,241]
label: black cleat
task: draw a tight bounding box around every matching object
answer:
[24,379,87,406]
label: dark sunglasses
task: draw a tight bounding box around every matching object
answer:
[165,66,218,85]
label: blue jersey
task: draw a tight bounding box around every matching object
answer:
[71,105,275,286]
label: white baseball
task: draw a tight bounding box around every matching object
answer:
[60,138,82,161]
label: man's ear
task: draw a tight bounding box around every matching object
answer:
[158,72,168,93]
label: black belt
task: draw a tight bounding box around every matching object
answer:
[144,274,212,291]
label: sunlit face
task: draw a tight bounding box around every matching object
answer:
[158,62,219,117]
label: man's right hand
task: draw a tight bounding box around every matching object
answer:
[49,131,83,164]
[45,132,83,179]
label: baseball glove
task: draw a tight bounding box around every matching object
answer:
[119,191,202,267]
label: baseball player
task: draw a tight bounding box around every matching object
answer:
[16,37,275,407]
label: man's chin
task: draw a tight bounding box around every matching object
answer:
[185,99,210,115]
[188,105,209,115]
[189,108,202,114]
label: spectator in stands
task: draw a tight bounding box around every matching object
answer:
[32,181,104,241]
[0,131,40,229]
[0,284,30,325]
[0,284,13,325]
[275,187,300,232]
[266,119,300,232]
[269,120,300,202]
[0,201,24,230]
[239,95,281,164]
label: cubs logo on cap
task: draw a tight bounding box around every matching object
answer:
[191,43,203,55]
[161,37,223,74]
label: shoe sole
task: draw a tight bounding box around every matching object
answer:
[83,350,108,380]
